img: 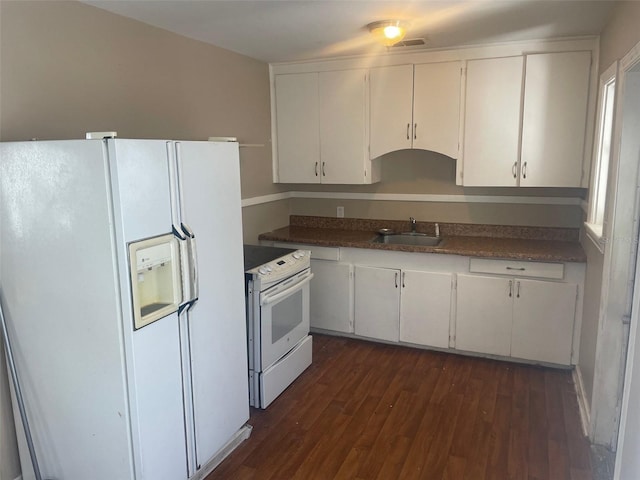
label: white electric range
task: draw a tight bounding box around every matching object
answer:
[243,245,313,408]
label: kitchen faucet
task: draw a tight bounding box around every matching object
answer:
[410,217,416,233]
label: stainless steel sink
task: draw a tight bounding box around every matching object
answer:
[372,232,443,247]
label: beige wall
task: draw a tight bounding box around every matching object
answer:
[0,1,284,477]
[578,0,640,438]
[242,200,291,244]
[0,0,284,197]
[292,198,583,227]
[599,1,640,74]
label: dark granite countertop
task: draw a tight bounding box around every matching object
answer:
[257,216,587,263]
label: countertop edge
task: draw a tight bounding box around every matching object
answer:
[258,229,587,264]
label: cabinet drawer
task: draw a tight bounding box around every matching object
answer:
[469,258,564,279]
[273,242,340,261]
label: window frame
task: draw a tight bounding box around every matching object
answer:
[585,62,618,252]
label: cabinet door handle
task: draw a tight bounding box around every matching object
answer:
[395,272,399,288]
[522,161,527,179]
[512,162,517,179]
[406,123,410,140]
[508,280,513,297]
[315,162,318,176]
[414,123,417,140]
[506,267,526,271]
[322,161,326,177]
[402,272,406,288]
[516,281,521,298]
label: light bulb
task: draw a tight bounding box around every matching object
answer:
[367,20,408,47]
[383,25,402,40]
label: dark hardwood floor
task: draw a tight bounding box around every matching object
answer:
[207,334,593,480]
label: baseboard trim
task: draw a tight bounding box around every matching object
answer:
[191,424,252,480]
[241,191,583,208]
[573,366,592,438]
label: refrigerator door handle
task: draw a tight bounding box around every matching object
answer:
[180,223,199,305]
[188,234,199,304]
[174,225,191,305]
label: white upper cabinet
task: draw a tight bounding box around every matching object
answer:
[520,51,592,187]
[461,56,524,186]
[369,64,414,159]
[274,72,320,183]
[413,62,461,159]
[459,51,592,187]
[370,62,462,160]
[319,69,370,184]
[271,38,596,188]
[274,69,375,184]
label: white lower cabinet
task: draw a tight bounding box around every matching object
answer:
[354,266,401,342]
[273,244,583,367]
[354,266,452,348]
[456,274,577,364]
[310,259,354,333]
[511,278,577,365]
[399,270,452,349]
[456,274,513,356]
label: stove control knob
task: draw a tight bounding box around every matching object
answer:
[293,251,304,259]
[266,266,273,272]
[258,267,268,275]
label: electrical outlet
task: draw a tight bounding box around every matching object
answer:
[337,206,344,218]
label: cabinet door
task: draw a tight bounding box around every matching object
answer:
[310,260,354,333]
[354,265,400,342]
[512,279,577,365]
[455,274,513,356]
[461,56,524,186]
[413,62,461,159]
[319,69,369,184]
[400,270,452,349]
[274,72,320,183]
[369,64,414,159]
[520,51,592,187]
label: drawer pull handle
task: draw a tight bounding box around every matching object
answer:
[506,267,526,271]
[509,280,513,297]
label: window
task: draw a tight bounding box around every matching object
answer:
[586,62,617,250]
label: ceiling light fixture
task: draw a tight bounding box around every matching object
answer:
[367,20,409,47]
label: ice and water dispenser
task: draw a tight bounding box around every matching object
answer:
[128,234,182,329]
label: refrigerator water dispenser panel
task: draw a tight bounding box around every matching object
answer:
[129,234,182,329]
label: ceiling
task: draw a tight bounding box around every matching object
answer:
[84,0,615,63]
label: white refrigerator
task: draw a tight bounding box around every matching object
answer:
[0,138,250,479]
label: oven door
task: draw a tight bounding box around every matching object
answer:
[259,268,313,370]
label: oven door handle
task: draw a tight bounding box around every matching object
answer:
[260,272,314,306]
